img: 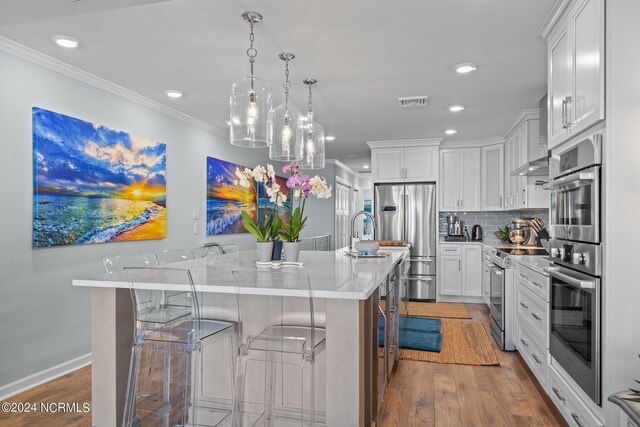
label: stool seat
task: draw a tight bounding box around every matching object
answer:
[246,326,326,355]
[142,319,235,344]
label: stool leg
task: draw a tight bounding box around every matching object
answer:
[122,344,142,427]
[231,350,248,427]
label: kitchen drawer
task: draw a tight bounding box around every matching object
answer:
[409,256,436,275]
[515,263,549,301]
[548,364,604,427]
[439,244,461,256]
[517,284,549,346]
[517,319,548,389]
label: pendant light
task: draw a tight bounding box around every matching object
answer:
[268,53,302,161]
[229,11,272,148]
[296,79,325,169]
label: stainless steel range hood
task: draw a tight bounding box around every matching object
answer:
[510,156,549,176]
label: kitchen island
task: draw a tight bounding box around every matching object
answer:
[73,247,408,426]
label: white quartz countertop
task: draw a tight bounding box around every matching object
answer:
[73,248,408,300]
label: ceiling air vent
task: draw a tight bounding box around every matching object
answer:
[398,96,430,108]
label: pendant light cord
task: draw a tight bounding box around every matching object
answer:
[307,84,313,114]
[283,59,291,108]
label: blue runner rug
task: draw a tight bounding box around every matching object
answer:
[379,316,442,353]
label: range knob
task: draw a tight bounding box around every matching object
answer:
[550,248,558,258]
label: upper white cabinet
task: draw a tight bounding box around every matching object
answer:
[439,148,481,211]
[503,113,548,210]
[368,140,440,183]
[481,144,504,211]
[544,0,604,149]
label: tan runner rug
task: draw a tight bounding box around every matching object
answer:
[379,301,473,319]
[399,319,500,366]
[407,302,472,319]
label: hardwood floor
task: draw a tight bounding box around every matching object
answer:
[0,304,566,426]
[0,366,91,427]
[378,304,567,427]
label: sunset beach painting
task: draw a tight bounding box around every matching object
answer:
[32,107,166,247]
[206,157,291,236]
[206,157,254,235]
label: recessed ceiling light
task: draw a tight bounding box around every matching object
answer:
[448,104,465,112]
[445,129,458,135]
[454,63,477,74]
[363,165,370,169]
[51,35,80,49]
[325,136,336,142]
[225,120,231,126]
[164,90,183,99]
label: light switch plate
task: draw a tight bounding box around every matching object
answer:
[193,222,199,234]
[192,208,200,220]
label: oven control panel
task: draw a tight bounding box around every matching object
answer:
[548,239,601,276]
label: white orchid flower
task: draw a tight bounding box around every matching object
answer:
[252,165,268,183]
[267,164,276,180]
[235,167,251,188]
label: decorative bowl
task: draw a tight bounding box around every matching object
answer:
[354,240,380,254]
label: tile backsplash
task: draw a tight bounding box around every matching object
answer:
[439,209,549,243]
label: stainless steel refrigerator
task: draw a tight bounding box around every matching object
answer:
[375,183,437,301]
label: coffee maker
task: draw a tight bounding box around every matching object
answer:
[446,215,465,241]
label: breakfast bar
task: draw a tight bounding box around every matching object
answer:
[73,248,407,426]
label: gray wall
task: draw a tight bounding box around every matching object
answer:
[0,50,333,388]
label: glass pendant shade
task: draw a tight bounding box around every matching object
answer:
[296,113,325,170]
[230,75,272,147]
[268,101,302,161]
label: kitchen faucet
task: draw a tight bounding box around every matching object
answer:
[349,210,376,251]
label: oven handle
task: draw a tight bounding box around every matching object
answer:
[544,267,596,289]
[543,171,595,190]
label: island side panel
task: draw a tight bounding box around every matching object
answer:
[91,288,133,427]
[325,297,364,426]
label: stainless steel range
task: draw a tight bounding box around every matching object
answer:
[488,249,515,351]
[545,131,603,405]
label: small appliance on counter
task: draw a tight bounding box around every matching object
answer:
[472,224,483,241]
[509,218,542,247]
[444,215,466,242]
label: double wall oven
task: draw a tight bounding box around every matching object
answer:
[545,131,603,405]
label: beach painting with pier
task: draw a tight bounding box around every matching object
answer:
[32,107,167,247]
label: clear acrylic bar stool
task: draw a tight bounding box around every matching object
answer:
[231,269,326,426]
[122,267,236,427]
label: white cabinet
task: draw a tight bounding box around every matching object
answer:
[481,144,504,210]
[461,245,482,297]
[504,116,548,210]
[439,243,481,298]
[439,148,481,211]
[371,148,403,182]
[439,255,461,295]
[546,0,604,149]
[370,145,439,183]
[481,247,492,306]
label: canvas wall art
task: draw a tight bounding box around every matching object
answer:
[32,107,167,247]
[206,156,255,235]
[206,157,291,236]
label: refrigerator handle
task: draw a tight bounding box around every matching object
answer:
[404,192,410,243]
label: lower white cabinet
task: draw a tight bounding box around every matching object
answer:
[548,363,604,427]
[514,261,550,388]
[439,243,481,298]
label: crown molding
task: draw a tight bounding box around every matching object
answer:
[441,136,506,149]
[504,108,540,138]
[538,0,572,39]
[0,36,228,138]
[327,159,359,177]
[366,138,443,149]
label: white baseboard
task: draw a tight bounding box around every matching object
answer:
[0,353,91,400]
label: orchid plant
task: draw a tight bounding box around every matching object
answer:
[278,163,332,242]
[234,164,287,242]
